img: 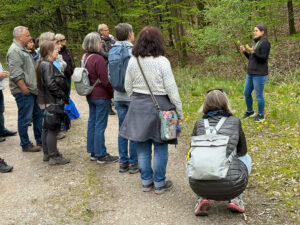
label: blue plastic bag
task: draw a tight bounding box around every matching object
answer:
[64,98,80,119]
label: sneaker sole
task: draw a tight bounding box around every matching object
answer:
[195,203,211,216]
[119,168,129,173]
[90,157,97,161]
[254,118,265,123]
[155,185,173,194]
[129,169,139,174]
[227,203,245,213]
[0,167,13,173]
[97,159,119,164]
[243,113,256,119]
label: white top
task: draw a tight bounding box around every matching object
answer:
[125,56,183,119]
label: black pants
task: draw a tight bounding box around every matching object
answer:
[42,128,59,157]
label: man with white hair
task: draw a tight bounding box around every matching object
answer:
[6,26,42,152]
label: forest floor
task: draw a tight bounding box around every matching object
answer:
[0,84,297,225]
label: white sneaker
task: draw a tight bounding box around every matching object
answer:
[227,197,245,213]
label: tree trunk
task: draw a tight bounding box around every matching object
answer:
[287,0,296,35]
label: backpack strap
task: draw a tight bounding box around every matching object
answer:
[82,54,96,68]
[204,117,227,135]
[227,147,237,163]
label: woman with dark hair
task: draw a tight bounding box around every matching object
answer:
[36,41,70,165]
[190,89,251,216]
[240,24,271,122]
[120,26,183,194]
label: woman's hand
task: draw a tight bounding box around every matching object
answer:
[246,44,254,54]
[240,45,246,52]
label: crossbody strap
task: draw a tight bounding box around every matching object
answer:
[137,57,160,113]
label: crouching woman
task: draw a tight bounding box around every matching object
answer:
[36,41,70,165]
[188,89,251,216]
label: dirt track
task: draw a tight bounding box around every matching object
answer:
[0,84,282,225]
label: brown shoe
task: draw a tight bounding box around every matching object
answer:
[57,132,66,140]
[22,145,41,152]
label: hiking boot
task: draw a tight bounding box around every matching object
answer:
[129,164,139,174]
[155,180,173,194]
[195,197,211,216]
[0,158,13,173]
[0,137,5,142]
[242,111,255,119]
[57,132,66,140]
[227,197,245,213]
[90,153,97,161]
[1,130,17,137]
[254,114,265,123]
[22,144,41,152]
[119,163,129,173]
[97,154,119,164]
[43,154,50,162]
[49,155,70,166]
[142,182,154,192]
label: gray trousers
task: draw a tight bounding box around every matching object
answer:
[42,128,59,157]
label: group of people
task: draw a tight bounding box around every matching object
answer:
[1,22,271,217]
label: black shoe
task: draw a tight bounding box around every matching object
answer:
[254,114,265,123]
[129,164,139,174]
[49,155,70,165]
[97,154,119,164]
[155,180,173,194]
[119,163,129,172]
[242,111,255,119]
[90,153,97,161]
[0,137,5,142]
[0,158,13,173]
[43,154,50,162]
[1,130,17,137]
[109,108,116,115]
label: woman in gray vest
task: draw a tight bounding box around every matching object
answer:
[190,89,251,216]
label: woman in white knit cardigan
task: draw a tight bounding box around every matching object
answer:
[120,26,183,195]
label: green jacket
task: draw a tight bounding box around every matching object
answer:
[6,40,38,95]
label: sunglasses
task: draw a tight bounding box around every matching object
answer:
[206,88,224,94]
[60,39,66,42]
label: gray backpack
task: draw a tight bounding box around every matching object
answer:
[72,54,101,96]
[186,117,236,180]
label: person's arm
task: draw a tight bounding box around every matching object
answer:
[237,120,247,157]
[96,56,113,97]
[252,41,271,62]
[160,57,183,120]
[7,51,30,94]
[240,45,249,59]
[124,58,134,98]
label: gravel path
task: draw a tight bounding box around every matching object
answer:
[0,86,281,225]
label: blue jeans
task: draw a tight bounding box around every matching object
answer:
[13,93,42,148]
[244,74,268,115]
[87,99,110,157]
[115,101,137,165]
[136,140,168,188]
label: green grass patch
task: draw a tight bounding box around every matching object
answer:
[175,67,300,222]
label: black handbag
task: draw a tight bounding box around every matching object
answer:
[43,104,64,131]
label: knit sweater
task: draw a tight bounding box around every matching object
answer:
[125,56,183,119]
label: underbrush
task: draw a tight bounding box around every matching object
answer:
[175,67,299,223]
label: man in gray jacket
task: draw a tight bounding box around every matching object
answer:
[6,26,42,152]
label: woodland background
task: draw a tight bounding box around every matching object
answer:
[0,0,299,79]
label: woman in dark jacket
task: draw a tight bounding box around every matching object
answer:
[36,41,70,165]
[190,89,251,216]
[240,24,271,123]
[81,32,119,164]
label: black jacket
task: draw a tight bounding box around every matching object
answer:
[244,37,271,75]
[37,60,69,106]
[189,115,249,201]
[59,46,74,78]
[99,35,115,62]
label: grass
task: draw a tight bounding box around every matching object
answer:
[175,67,300,223]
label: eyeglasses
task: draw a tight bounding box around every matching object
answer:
[206,88,224,94]
[60,39,66,42]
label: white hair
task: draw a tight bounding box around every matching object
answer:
[13,26,28,38]
[82,32,101,53]
[39,32,55,46]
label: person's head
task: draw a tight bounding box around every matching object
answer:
[35,38,40,49]
[98,24,109,38]
[26,38,35,50]
[199,89,233,114]
[39,32,55,46]
[39,41,58,61]
[13,26,31,47]
[82,32,102,53]
[254,24,268,40]
[115,23,134,42]
[132,26,165,58]
[55,33,66,47]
